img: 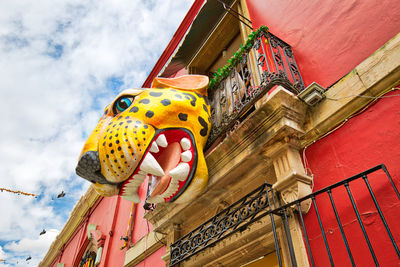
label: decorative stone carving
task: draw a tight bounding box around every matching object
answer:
[87,224,106,265]
[265,140,313,213]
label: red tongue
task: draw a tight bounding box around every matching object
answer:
[150,142,182,197]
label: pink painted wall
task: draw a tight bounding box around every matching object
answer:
[303,89,400,266]
[246,0,400,88]
[50,193,165,267]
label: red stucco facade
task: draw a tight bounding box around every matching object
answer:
[47,0,400,266]
[246,0,400,88]
[302,88,400,266]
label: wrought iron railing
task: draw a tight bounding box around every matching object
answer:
[206,29,305,148]
[169,183,281,266]
[169,164,400,266]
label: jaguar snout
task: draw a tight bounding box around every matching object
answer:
[76,151,110,184]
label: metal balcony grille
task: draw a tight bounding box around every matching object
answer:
[206,29,305,148]
[169,183,280,266]
[169,164,400,266]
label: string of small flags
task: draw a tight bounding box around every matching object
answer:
[0,187,66,199]
[0,187,37,197]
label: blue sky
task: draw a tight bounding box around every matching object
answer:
[0,0,193,265]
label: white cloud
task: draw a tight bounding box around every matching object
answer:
[5,230,59,254]
[0,0,193,265]
[0,246,7,260]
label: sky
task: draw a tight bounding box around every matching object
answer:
[0,0,193,266]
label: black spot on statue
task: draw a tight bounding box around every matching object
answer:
[143,125,148,129]
[198,116,208,137]
[139,99,150,104]
[149,92,163,97]
[146,111,154,118]
[203,104,208,113]
[194,92,202,98]
[161,99,171,106]
[202,95,210,105]
[183,93,197,106]
[130,106,139,113]
[175,94,182,99]
[178,113,188,121]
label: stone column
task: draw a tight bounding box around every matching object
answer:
[264,137,312,266]
[161,223,181,266]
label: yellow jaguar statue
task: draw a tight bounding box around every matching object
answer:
[76,75,211,204]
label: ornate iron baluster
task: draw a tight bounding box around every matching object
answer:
[205,29,305,149]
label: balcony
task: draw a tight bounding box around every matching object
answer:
[169,164,400,266]
[206,27,305,148]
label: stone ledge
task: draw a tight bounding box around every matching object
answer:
[145,87,307,234]
[302,32,400,145]
[39,186,100,267]
[124,231,166,267]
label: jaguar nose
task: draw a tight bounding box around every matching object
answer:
[76,151,110,184]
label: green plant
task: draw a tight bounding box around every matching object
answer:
[208,26,268,91]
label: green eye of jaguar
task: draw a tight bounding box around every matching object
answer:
[115,97,133,113]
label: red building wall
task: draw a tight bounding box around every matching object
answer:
[246,0,400,88]
[302,89,400,266]
[246,1,400,265]
[50,192,157,267]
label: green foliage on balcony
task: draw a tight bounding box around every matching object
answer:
[208,26,269,92]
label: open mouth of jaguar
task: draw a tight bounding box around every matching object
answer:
[119,128,197,203]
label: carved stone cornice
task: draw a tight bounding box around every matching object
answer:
[145,86,308,232]
[264,141,313,213]
[124,230,166,267]
[302,32,400,146]
[143,86,311,266]
[39,186,100,267]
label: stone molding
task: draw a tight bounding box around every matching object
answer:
[264,141,313,213]
[124,231,166,267]
[302,32,400,146]
[39,186,100,267]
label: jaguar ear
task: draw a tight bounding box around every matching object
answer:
[152,75,209,96]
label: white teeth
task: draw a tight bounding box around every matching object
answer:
[168,163,190,181]
[121,193,140,203]
[146,195,164,204]
[161,179,179,198]
[180,138,191,151]
[140,153,165,177]
[127,174,146,186]
[156,134,168,147]
[149,141,159,153]
[120,174,146,203]
[181,151,192,162]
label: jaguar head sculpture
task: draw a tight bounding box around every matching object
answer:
[76,75,210,204]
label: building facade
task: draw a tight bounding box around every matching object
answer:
[41,0,400,266]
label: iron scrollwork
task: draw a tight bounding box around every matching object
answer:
[205,29,305,149]
[169,183,276,266]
